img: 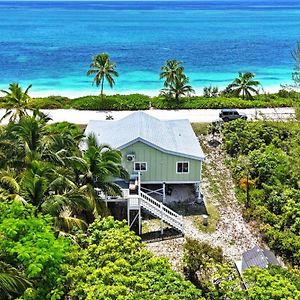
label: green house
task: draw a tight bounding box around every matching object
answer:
[84,111,205,202]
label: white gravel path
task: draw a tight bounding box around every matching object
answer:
[145,135,262,272]
[0,107,295,125]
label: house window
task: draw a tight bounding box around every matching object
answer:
[176,161,189,174]
[134,162,147,172]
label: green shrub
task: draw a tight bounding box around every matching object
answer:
[243,266,300,299]
[67,217,204,300]
[29,96,72,109]
[71,94,151,110]
[222,120,300,266]
[1,92,298,111]
[0,201,70,299]
[183,238,223,286]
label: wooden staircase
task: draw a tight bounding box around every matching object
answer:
[127,191,184,234]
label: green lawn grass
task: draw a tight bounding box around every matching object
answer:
[194,202,220,233]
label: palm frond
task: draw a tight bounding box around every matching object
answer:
[55,215,88,231]
[0,261,31,298]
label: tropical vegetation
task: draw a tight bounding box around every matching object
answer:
[0,83,300,299]
[226,72,261,100]
[0,83,32,122]
[182,238,300,300]
[0,105,127,232]
[67,217,204,300]
[222,118,300,266]
[87,53,119,100]
[203,85,219,98]
[159,60,195,102]
[1,90,298,111]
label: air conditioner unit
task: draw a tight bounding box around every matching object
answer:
[126,154,135,162]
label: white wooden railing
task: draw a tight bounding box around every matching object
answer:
[139,191,184,233]
[100,187,184,233]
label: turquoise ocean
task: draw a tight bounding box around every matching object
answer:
[0,1,300,96]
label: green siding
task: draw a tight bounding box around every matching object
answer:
[121,141,202,183]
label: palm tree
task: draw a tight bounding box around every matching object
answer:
[170,75,195,102]
[160,74,195,103]
[81,134,128,217]
[0,112,92,232]
[0,83,32,123]
[159,60,194,103]
[160,60,184,87]
[0,260,31,299]
[0,161,91,232]
[0,110,129,232]
[87,53,119,100]
[0,169,27,204]
[228,72,261,100]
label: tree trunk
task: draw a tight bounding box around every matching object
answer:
[101,78,104,102]
[175,92,179,105]
[246,173,250,208]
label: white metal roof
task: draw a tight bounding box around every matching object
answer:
[84,111,205,161]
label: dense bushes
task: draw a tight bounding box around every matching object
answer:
[1,92,299,111]
[243,266,300,299]
[222,119,300,266]
[0,201,71,299]
[154,94,297,110]
[72,94,152,110]
[28,96,73,109]
[0,203,204,299]
[67,217,203,300]
[182,238,300,299]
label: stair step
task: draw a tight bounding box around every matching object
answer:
[139,191,184,233]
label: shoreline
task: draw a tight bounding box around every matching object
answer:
[0,85,290,99]
[32,86,283,99]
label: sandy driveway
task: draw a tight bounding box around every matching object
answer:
[145,134,263,272]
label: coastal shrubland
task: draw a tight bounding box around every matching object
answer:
[0,202,205,299]
[182,238,300,299]
[0,91,298,111]
[67,217,203,300]
[222,119,300,266]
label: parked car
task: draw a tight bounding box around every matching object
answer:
[219,109,247,122]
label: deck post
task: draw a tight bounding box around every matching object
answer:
[198,182,201,200]
[138,171,141,197]
[160,202,164,236]
[199,162,203,199]
[127,199,130,227]
[138,197,142,235]
[162,182,166,203]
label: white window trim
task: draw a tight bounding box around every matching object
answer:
[176,161,189,174]
[134,162,147,172]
